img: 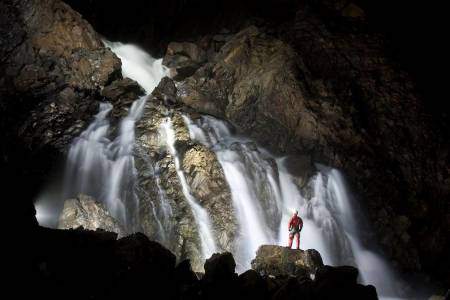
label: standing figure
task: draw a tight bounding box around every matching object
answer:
[288,210,303,249]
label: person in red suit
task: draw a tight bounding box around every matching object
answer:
[288,210,303,249]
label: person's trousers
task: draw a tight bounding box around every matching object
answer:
[288,232,300,249]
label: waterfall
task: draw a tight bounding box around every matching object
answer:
[159,117,217,260]
[184,114,402,298]
[35,41,404,298]
[103,41,168,94]
[62,42,168,231]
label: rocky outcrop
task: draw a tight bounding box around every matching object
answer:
[251,245,324,278]
[57,194,125,237]
[31,222,381,300]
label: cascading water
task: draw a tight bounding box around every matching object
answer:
[182,115,279,270]
[63,41,169,231]
[184,114,403,298]
[137,150,174,243]
[159,117,217,260]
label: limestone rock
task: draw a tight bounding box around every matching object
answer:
[134,103,237,272]
[58,194,125,237]
[251,245,324,277]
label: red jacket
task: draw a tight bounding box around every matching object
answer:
[288,215,303,231]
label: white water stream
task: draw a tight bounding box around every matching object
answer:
[159,118,217,260]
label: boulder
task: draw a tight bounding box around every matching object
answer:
[203,252,237,282]
[173,260,201,299]
[113,232,177,298]
[182,143,236,251]
[238,269,269,300]
[163,42,206,81]
[251,245,323,277]
[313,266,378,300]
[151,76,179,106]
[202,252,239,300]
[58,194,125,237]
[101,78,145,106]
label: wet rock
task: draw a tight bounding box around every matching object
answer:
[101,78,145,106]
[151,76,179,106]
[251,245,324,277]
[182,144,236,251]
[134,103,237,272]
[58,194,125,237]
[163,42,206,81]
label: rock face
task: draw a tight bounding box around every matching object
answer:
[58,194,125,237]
[0,0,122,153]
[0,0,133,224]
[251,245,324,277]
[133,88,237,271]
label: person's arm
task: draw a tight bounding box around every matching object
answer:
[288,216,293,230]
[299,217,303,231]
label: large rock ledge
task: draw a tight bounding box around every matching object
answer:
[31,220,379,300]
[251,245,323,278]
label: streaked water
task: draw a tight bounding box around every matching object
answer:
[159,117,217,260]
[184,114,404,298]
[38,42,168,231]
